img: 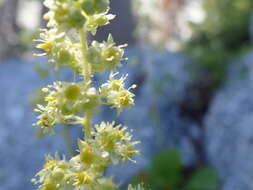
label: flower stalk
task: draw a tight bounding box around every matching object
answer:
[32,0,145,189]
[79,29,90,82]
[84,112,91,140]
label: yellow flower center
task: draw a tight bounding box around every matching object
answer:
[37,41,52,52]
[44,160,58,169]
[73,172,92,186]
[43,180,56,190]
[80,147,94,165]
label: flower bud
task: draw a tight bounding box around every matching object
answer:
[42,180,56,190]
[73,88,100,114]
[57,49,73,65]
[66,8,86,29]
[52,168,65,181]
[81,0,109,15]
[80,146,94,165]
[64,84,81,101]
[61,102,73,115]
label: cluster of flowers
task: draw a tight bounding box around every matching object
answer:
[32,0,145,189]
[32,122,139,190]
[34,73,135,135]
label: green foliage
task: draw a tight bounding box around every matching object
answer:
[199,0,251,49]
[188,0,252,50]
[149,150,183,189]
[132,149,219,190]
[184,0,252,88]
[183,167,219,190]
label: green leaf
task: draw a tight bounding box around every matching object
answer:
[149,149,183,189]
[183,167,219,190]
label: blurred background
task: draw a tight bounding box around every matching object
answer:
[0,0,253,189]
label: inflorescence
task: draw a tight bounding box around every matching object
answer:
[32,0,145,189]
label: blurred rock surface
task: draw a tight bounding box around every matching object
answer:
[204,49,253,190]
[0,59,78,190]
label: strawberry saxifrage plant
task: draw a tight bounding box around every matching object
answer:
[32,0,145,189]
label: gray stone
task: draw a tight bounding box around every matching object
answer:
[204,49,253,190]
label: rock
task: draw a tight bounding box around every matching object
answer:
[204,49,253,190]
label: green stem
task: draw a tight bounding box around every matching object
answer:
[84,112,91,140]
[79,29,90,82]
[62,126,74,157]
[80,28,92,140]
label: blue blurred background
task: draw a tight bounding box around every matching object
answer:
[0,0,253,189]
